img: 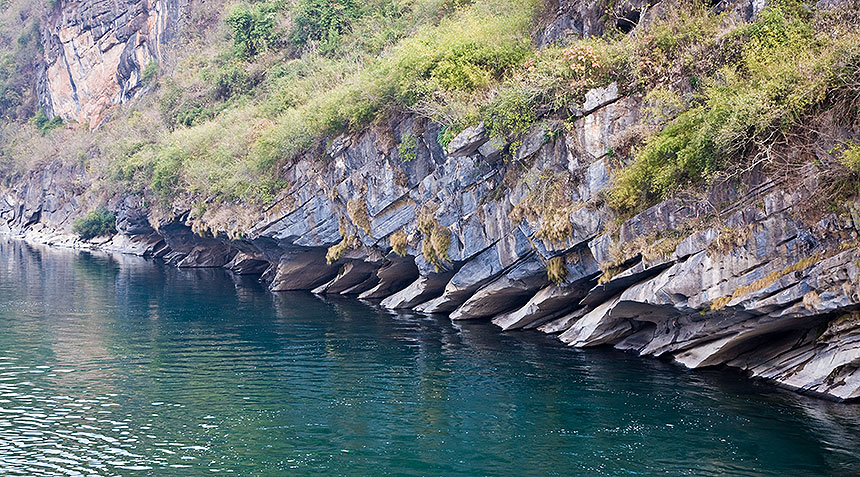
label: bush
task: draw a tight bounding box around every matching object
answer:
[213,63,255,100]
[226,3,281,60]
[32,109,62,135]
[483,38,624,145]
[839,143,860,174]
[73,209,117,240]
[0,10,41,121]
[175,106,214,127]
[609,1,856,213]
[291,0,362,54]
[151,146,185,202]
[398,133,417,162]
[609,108,712,211]
[141,61,158,84]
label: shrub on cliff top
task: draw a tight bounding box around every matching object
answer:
[609,1,860,212]
[248,0,536,169]
[73,209,116,240]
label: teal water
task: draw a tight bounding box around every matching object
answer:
[1,238,859,476]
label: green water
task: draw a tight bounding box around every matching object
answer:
[1,238,859,476]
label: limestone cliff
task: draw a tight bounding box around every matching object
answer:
[2,0,860,402]
[39,0,188,129]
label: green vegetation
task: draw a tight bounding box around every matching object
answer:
[0,0,858,241]
[32,109,62,135]
[226,2,282,59]
[0,3,41,121]
[484,40,625,147]
[291,0,361,54]
[18,0,539,220]
[73,208,117,240]
[141,61,159,84]
[839,142,860,173]
[398,133,418,162]
[608,1,860,212]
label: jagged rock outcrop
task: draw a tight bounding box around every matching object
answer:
[39,0,189,128]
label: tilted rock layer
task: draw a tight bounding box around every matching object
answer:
[3,0,860,401]
[39,0,188,128]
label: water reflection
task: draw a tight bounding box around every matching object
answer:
[0,237,859,475]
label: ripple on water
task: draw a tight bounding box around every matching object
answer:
[0,238,859,475]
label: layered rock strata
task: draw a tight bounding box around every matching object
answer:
[39,0,188,128]
[3,0,860,401]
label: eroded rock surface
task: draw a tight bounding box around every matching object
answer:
[4,0,860,402]
[40,0,188,128]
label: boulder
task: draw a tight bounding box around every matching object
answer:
[447,124,488,157]
[358,258,419,299]
[312,261,378,294]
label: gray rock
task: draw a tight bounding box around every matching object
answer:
[358,258,419,299]
[227,251,269,275]
[516,124,550,161]
[674,228,717,260]
[415,244,506,313]
[380,272,452,309]
[538,307,588,334]
[571,95,639,160]
[312,261,378,294]
[583,82,620,114]
[450,254,550,320]
[493,285,580,330]
[269,249,339,291]
[447,124,488,157]
[477,136,508,163]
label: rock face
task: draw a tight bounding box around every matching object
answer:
[3,0,860,402]
[40,0,188,128]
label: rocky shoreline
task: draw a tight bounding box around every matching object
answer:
[4,80,860,402]
[2,0,859,402]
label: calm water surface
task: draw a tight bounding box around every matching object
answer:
[1,238,859,475]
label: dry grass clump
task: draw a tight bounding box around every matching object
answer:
[347,196,372,234]
[708,223,756,257]
[547,256,567,285]
[326,236,357,264]
[710,254,822,310]
[597,231,683,284]
[510,171,581,244]
[326,219,361,264]
[418,205,451,270]
[389,229,408,256]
